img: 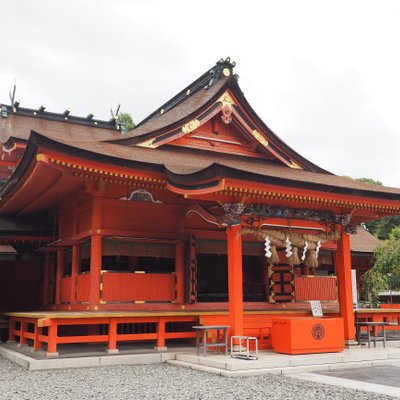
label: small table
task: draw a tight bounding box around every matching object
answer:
[356,321,386,348]
[192,325,230,356]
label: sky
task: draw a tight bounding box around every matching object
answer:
[1,0,400,187]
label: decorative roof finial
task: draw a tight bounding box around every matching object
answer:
[205,57,237,89]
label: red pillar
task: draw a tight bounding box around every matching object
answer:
[55,250,64,306]
[47,320,58,356]
[107,318,118,353]
[175,242,185,304]
[70,245,80,304]
[227,225,244,336]
[336,232,355,341]
[89,194,103,309]
[156,317,166,350]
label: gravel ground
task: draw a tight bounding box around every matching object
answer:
[0,356,396,400]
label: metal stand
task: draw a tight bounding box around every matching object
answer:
[230,335,258,360]
[193,325,230,356]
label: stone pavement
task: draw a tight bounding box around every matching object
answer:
[292,366,400,398]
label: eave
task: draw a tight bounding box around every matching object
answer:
[2,131,400,222]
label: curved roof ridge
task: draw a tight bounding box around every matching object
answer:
[135,57,237,128]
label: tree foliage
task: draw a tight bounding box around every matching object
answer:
[362,237,400,305]
[389,226,400,241]
[349,176,400,303]
[361,268,387,306]
[366,216,400,240]
[356,177,383,186]
[373,239,400,287]
[117,112,135,133]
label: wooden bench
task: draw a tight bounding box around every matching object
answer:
[356,321,387,348]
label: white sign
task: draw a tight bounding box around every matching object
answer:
[310,300,323,317]
[351,269,358,308]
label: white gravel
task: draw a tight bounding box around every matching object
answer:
[0,356,396,400]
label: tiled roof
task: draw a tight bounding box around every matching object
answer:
[24,132,400,198]
[0,111,120,144]
[349,226,381,253]
[1,58,400,203]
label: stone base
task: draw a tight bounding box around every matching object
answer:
[345,339,360,348]
[31,348,43,353]
[17,343,28,348]
[106,349,119,354]
[46,352,59,358]
[154,346,167,352]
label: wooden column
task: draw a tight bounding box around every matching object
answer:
[175,242,185,304]
[336,232,355,341]
[70,245,80,304]
[89,194,103,309]
[156,317,166,350]
[107,318,118,354]
[47,320,58,356]
[55,250,64,306]
[227,225,244,336]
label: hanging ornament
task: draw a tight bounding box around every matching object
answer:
[301,240,308,261]
[316,240,321,259]
[264,236,272,258]
[285,237,293,258]
[288,246,301,266]
[269,245,280,264]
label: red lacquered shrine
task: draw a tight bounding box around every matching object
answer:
[1,58,400,356]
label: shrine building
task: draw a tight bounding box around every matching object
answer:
[1,58,400,356]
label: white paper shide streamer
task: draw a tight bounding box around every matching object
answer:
[264,236,272,258]
[301,240,308,261]
[285,237,293,258]
[315,240,321,259]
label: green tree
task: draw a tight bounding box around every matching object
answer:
[373,239,400,285]
[389,226,400,241]
[361,268,387,306]
[117,112,135,133]
[362,238,400,304]
[365,216,400,240]
[356,177,383,186]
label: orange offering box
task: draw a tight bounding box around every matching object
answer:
[272,317,344,355]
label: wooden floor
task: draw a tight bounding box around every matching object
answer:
[2,307,341,320]
[2,310,228,319]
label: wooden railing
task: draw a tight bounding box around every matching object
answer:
[294,276,337,301]
[60,277,73,303]
[100,271,176,303]
[380,304,400,309]
[60,271,176,304]
[76,273,91,303]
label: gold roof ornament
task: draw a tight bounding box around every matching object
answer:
[137,138,156,148]
[182,119,200,134]
[251,129,269,148]
[222,68,231,77]
[218,92,236,109]
[289,160,303,170]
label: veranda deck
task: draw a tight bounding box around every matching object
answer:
[5,310,210,357]
[3,309,314,357]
